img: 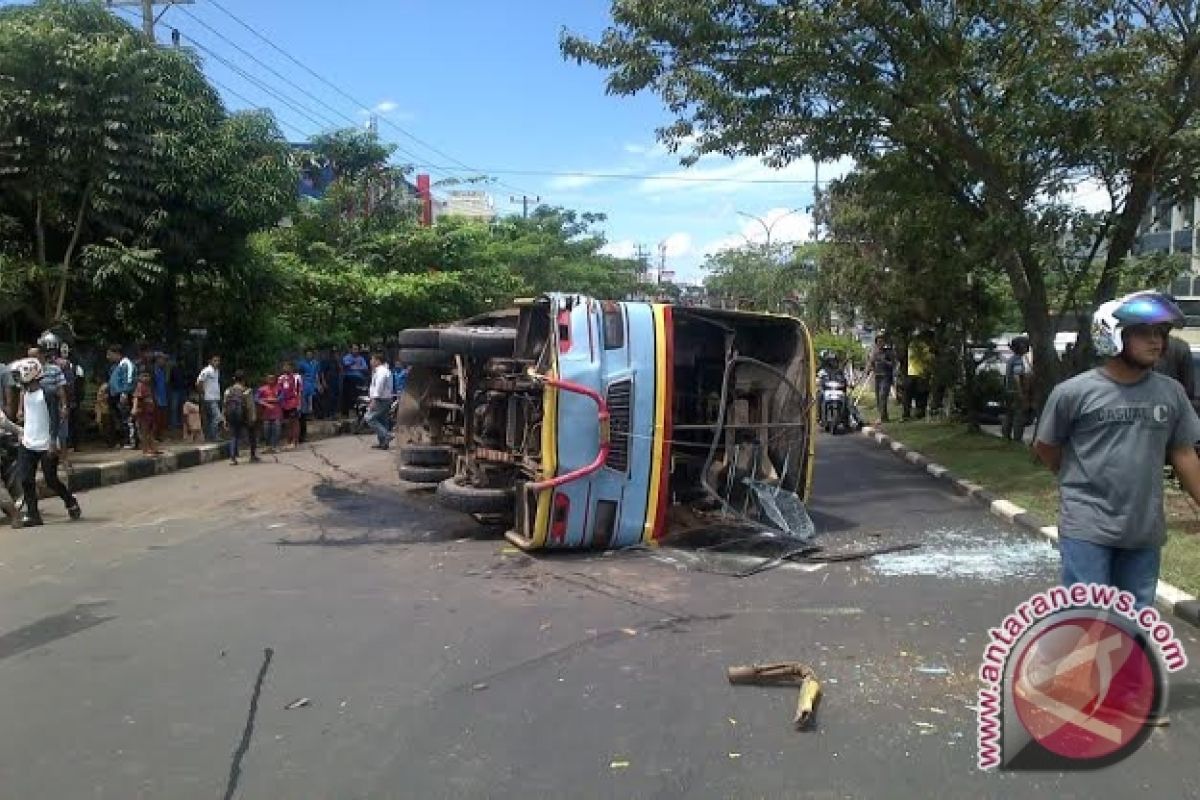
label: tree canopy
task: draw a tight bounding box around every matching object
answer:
[564,0,1200,401]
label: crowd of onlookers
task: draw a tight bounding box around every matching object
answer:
[2,339,409,465]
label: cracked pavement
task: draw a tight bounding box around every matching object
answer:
[0,434,1198,799]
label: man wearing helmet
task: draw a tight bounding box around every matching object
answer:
[1034,291,1200,609]
[6,357,81,528]
[1001,335,1034,442]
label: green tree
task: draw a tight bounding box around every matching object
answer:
[0,1,167,324]
[703,242,816,316]
[563,0,1200,404]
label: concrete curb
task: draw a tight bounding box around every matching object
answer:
[859,425,1200,629]
[33,420,355,499]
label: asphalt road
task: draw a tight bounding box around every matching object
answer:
[0,433,1198,799]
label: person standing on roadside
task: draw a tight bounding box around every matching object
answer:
[1034,291,1200,611]
[365,352,395,450]
[8,358,80,528]
[57,342,83,453]
[340,344,368,419]
[168,354,190,435]
[132,371,161,456]
[869,334,896,423]
[195,355,222,442]
[296,349,320,443]
[1002,336,1035,443]
[255,374,282,454]
[278,360,302,450]
[316,348,334,419]
[152,353,170,443]
[902,333,932,421]
[106,345,136,449]
[223,371,258,465]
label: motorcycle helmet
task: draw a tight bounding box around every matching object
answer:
[1092,291,1184,357]
[10,357,44,387]
[36,330,62,356]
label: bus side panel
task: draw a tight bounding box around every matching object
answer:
[608,302,657,548]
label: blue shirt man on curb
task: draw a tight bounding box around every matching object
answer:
[1034,291,1200,611]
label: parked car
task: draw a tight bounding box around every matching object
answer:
[394,293,818,551]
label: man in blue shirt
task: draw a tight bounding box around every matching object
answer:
[340,344,368,419]
[296,348,321,442]
[106,344,136,448]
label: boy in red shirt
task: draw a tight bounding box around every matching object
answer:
[255,374,283,454]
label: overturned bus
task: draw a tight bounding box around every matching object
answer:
[394,293,817,551]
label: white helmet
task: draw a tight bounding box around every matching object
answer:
[1092,291,1184,357]
[9,357,44,387]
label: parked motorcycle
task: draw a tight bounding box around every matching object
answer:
[354,395,399,434]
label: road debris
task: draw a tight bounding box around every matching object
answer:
[726,662,822,730]
[610,759,630,769]
[284,697,310,710]
[728,752,742,759]
[619,628,638,636]
[471,682,489,691]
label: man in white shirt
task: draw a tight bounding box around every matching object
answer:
[365,352,395,450]
[8,358,80,528]
[195,355,223,442]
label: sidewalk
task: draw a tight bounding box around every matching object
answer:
[27,419,354,498]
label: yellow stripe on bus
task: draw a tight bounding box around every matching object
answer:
[531,361,559,548]
[642,304,669,544]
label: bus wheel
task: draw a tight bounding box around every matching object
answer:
[436,477,514,515]
[399,444,454,467]
[399,465,453,484]
[438,327,516,359]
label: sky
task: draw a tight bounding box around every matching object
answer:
[76,0,850,284]
[8,0,1112,284]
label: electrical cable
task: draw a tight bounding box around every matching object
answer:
[203,0,536,196]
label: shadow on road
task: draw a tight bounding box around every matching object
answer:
[275,482,507,547]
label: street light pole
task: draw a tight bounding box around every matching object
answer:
[736,208,805,248]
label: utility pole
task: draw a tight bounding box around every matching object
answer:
[510,195,541,219]
[106,1,193,43]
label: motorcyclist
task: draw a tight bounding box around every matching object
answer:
[817,350,848,426]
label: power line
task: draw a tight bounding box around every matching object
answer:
[206,75,310,141]
[171,4,436,170]
[202,0,536,196]
[180,33,342,131]
[420,166,825,185]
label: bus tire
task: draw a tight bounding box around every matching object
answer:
[437,327,516,359]
[399,465,453,484]
[398,328,442,348]
[399,444,454,467]
[398,347,453,367]
[436,477,514,515]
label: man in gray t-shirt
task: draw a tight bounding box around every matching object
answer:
[1035,291,1200,609]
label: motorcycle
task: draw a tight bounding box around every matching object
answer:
[354,395,399,434]
[817,369,864,435]
[0,430,20,519]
